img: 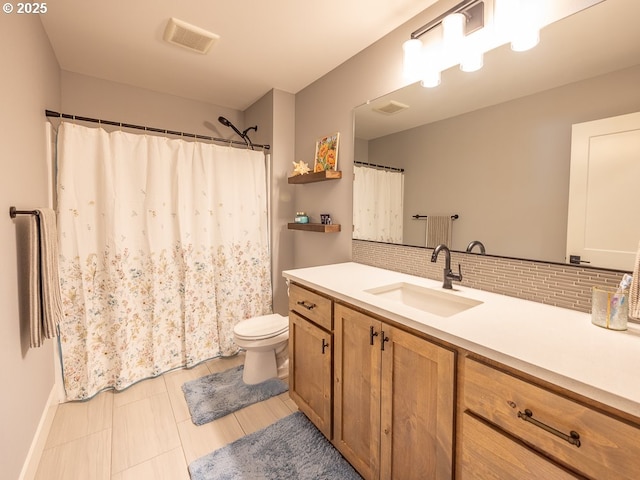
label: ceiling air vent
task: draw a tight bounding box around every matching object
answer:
[373,101,409,115]
[163,18,220,54]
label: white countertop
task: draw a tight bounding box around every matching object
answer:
[283,262,640,418]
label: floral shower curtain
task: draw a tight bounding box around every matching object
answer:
[56,122,272,400]
[353,165,404,243]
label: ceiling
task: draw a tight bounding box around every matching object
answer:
[39,0,436,111]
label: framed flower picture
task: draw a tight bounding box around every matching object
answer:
[314,132,340,172]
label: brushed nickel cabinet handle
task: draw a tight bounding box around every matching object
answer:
[517,409,581,447]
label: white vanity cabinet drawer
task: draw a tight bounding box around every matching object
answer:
[462,358,640,480]
[289,283,332,330]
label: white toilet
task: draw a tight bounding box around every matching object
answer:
[233,313,289,384]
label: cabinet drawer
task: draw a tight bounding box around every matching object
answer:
[458,412,579,479]
[462,358,640,480]
[289,283,332,330]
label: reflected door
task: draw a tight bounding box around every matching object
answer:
[567,111,640,271]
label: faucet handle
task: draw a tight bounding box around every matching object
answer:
[452,264,463,282]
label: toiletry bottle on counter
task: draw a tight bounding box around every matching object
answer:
[294,212,309,224]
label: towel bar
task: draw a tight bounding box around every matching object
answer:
[9,206,40,218]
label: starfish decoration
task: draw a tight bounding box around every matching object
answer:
[292,160,311,176]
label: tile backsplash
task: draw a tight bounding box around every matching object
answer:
[352,240,631,314]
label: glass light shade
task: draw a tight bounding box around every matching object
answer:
[420,44,442,88]
[403,38,423,82]
[442,13,465,46]
[511,29,540,52]
[493,0,517,41]
[443,12,465,65]
[421,68,441,88]
[509,0,542,52]
[460,50,483,72]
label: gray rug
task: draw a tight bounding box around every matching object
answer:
[189,411,363,480]
[182,365,288,426]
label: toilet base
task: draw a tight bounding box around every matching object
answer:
[243,349,278,384]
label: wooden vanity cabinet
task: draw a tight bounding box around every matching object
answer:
[457,356,640,480]
[333,303,455,480]
[288,283,333,438]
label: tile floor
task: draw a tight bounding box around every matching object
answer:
[35,354,297,480]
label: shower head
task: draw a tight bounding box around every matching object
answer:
[217,116,256,149]
[218,116,245,139]
[218,116,233,127]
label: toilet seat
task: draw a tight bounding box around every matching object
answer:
[234,313,288,341]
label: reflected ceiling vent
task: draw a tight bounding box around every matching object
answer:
[163,18,220,54]
[373,100,410,115]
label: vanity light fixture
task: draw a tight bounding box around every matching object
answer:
[403,0,546,86]
[403,0,485,86]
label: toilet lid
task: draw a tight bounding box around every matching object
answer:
[234,314,288,340]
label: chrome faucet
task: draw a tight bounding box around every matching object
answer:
[466,240,486,254]
[431,244,462,289]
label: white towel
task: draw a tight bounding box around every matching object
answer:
[28,208,64,348]
[425,216,452,248]
[629,240,640,320]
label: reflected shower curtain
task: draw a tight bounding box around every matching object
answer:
[56,122,272,400]
[353,165,404,243]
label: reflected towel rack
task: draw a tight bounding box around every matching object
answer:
[9,206,40,218]
[413,214,459,220]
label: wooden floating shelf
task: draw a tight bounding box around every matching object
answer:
[287,223,341,233]
[288,170,342,184]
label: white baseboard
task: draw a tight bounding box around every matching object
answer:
[19,385,59,480]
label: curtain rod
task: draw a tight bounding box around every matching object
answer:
[45,110,271,150]
[355,161,404,173]
[413,214,459,220]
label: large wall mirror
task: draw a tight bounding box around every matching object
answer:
[354,0,640,269]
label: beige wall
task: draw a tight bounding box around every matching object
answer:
[365,65,640,262]
[0,14,61,480]
[245,89,296,314]
[294,2,454,268]
[60,71,242,137]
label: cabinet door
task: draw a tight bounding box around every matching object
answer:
[289,312,332,438]
[458,412,580,480]
[380,325,455,480]
[334,304,382,480]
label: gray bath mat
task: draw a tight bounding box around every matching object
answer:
[182,365,288,426]
[189,411,362,480]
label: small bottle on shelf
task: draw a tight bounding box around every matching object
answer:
[294,212,309,224]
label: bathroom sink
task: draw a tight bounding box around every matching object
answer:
[365,282,483,317]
